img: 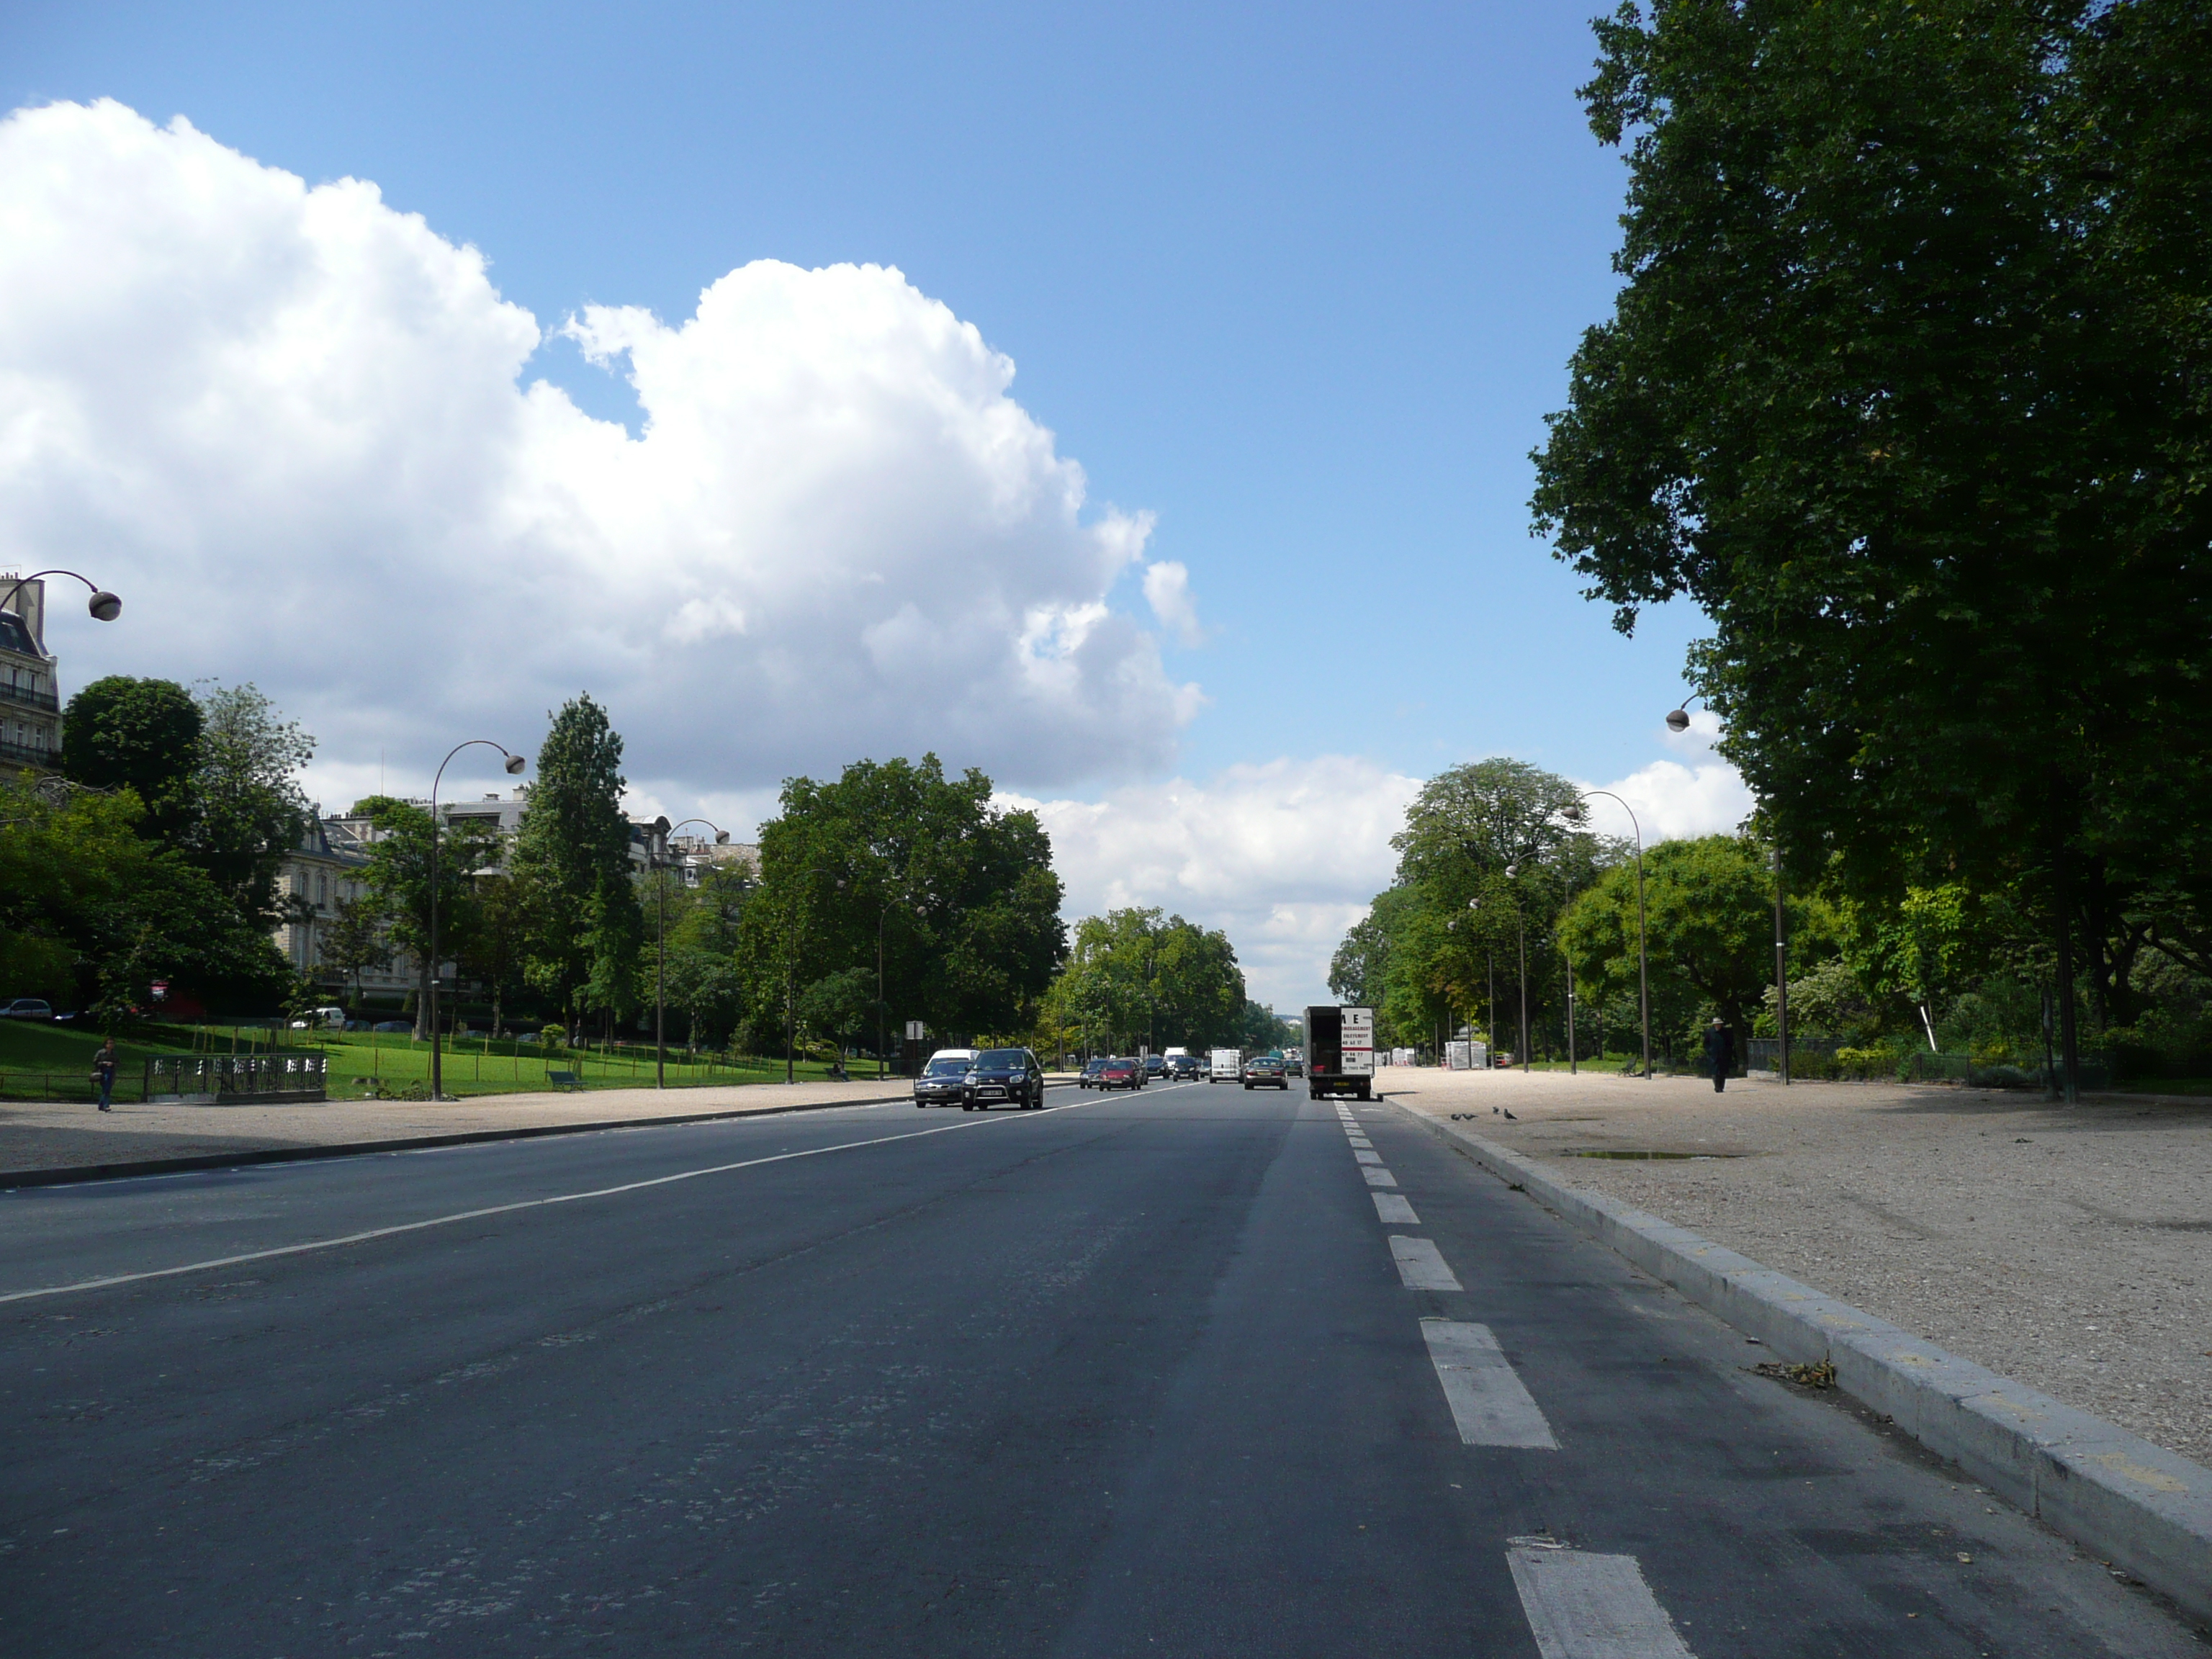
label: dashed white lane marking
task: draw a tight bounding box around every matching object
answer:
[0,1095,1118,1307]
[1354,1149,1384,1166]
[1421,1321,1558,1449]
[1362,1166,1398,1188]
[1371,1193,1419,1224]
[1506,1545,1694,1657]
[1389,1235,1462,1290]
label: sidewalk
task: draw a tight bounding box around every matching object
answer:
[0,1078,932,1184]
[1380,1065,2212,1467]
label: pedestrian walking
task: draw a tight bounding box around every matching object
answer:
[91,1035,118,1112]
[1702,1017,1734,1094]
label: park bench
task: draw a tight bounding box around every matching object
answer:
[547,1069,583,1092]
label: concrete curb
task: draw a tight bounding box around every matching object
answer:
[0,1090,925,1191]
[1397,1104,2212,1625]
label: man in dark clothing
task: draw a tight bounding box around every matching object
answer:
[1702,1019,1734,1093]
[92,1036,119,1112]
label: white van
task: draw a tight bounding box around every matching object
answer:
[912,1048,982,1109]
[1208,1048,1242,1084]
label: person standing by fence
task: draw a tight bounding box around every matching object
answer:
[91,1036,118,1112]
[1702,1018,1734,1094]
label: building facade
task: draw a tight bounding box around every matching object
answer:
[0,576,63,770]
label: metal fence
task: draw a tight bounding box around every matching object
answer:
[145,1053,328,1104]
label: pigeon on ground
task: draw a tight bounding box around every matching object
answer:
[1503,1108,1517,1120]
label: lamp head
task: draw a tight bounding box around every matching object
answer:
[87,590,122,622]
[714,830,731,845]
[503,753,526,775]
[1665,707,1691,734]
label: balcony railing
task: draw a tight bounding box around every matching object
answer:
[0,680,59,714]
[0,735,58,770]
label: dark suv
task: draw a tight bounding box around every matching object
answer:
[965,1047,1045,1110]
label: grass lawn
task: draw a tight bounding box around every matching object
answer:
[0,1019,864,1102]
[312,1030,857,1100]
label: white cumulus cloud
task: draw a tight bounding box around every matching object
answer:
[1004,756,1424,1011]
[1011,732,1756,1012]
[1141,559,1203,646]
[0,99,1197,797]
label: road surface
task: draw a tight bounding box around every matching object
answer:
[0,1082,2195,1655]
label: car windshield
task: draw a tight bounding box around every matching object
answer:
[978,1049,1026,1066]
[924,1058,971,1077]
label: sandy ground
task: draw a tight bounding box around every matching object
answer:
[1381,1065,2212,1466]
[0,1077,940,1175]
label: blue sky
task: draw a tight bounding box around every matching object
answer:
[1,1,1738,1004]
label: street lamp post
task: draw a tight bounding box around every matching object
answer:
[0,569,124,625]
[428,741,526,1102]
[655,819,731,1088]
[1570,790,1652,1080]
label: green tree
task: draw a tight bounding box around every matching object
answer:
[1530,0,2212,1084]
[60,676,202,840]
[1562,835,1835,1055]
[797,966,876,1058]
[508,695,643,1038]
[186,682,315,922]
[1046,908,1246,1055]
[352,797,500,1038]
[320,894,390,1013]
[737,755,1064,1048]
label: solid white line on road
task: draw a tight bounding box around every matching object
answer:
[1421,1321,1558,1449]
[1362,1166,1398,1187]
[1506,1545,1694,1657]
[0,1094,1122,1308]
[1371,1193,1418,1223]
[1354,1149,1384,1165]
[1389,1235,1463,1290]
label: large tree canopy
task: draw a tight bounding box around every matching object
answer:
[1531,0,2212,1076]
[737,755,1065,1047]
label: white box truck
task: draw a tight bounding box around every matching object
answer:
[1208,1048,1242,1084]
[1303,1006,1374,1100]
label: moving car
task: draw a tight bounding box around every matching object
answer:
[1094,1056,1145,1091]
[1284,1047,1305,1077]
[1242,1053,1290,1089]
[964,1047,1044,1110]
[1,999,54,1020]
[1209,1048,1241,1084]
[1143,1053,1167,1082]
[912,1048,981,1108]
[1165,1053,1202,1080]
[1078,1058,1112,1089]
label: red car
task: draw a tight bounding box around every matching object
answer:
[1095,1057,1146,1091]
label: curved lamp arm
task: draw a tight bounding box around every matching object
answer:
[0,568,123,629]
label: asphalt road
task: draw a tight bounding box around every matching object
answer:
[0,1082,2198,1656]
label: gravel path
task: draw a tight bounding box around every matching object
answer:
[0,1078,929,1175]
[1382,1066,2212,1466]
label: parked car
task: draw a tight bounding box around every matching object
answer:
[964,1047,1044,1111]
[1242,1053,1290,1090]
[288,1005,347,1030]
[371,1020,412,1034]
[1,998,54,1021]
[1094,1056,1145,1091]
[912,1048,981,1108]
[1078,1058,1112,1089]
